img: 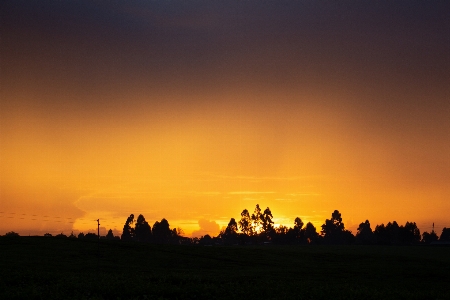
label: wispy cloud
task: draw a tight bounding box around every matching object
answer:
[286,193,321,197]
[228,191,276,195]
[212,174,314,181]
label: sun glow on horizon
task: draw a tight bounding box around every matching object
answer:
[1,1,449,238]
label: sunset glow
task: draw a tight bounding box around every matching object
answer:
[1,1,449,237]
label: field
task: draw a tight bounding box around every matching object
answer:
[1,237,449,299]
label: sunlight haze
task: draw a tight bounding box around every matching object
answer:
[1,1,449,237]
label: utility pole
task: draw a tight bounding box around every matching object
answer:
[97,219,100,260]
[95,218,101,273]
[97,219,100,241]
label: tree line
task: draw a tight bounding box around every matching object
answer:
[120,214,183,243]
[217,205,449,246]
[3,204,450,245]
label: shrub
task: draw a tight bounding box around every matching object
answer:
[4,231,19,237]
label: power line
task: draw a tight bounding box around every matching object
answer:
[0,211,123,228]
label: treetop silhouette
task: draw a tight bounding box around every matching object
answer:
[18,205,448,246]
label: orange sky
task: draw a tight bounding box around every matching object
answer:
[1,1,449,237]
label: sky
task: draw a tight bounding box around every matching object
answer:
[1,0,449,237]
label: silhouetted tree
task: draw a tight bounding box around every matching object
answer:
[374,224,389,245]
[321,210,347,244]
[221,218,238,244]
[400,222,421,245]
[422,230,439,244]
[293,217,304,241]
[106,229,115,240]
[77,232,85,239]
[171,228,181,244]
[85,233,97,240]
[276,225,289,235]
[172,228,184,244]
[226,218,238,235]
[56,233,67,239]
[321,210,344,234]
[68,231,76,239]
[273,225,290,244]
[439,227,450,241]
[5,231,19,237]
[356,220,374,245]
[303,222,319,244]
[239,209,253,236]
[178,235,192,245]
[121,214,135,241]
[44,233,52,237]
[199,234,212,245]
[134,214,152,242]
[152,218,172,243]
[386,221,400,245]
[374,221,421,245]
[261,207,274,239]
[343,229,355,244]
[251,204,263,234]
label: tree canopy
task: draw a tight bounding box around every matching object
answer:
[28,204,448,246]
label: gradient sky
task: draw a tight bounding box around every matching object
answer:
[1,0,449,237]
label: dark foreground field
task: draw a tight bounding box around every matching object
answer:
[0,237,449,299]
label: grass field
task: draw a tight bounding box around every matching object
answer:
[0,237,449,299]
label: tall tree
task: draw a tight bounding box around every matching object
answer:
[220,218,239,245]
[422,230,439,244]
[152,218,172,243]
[293,217,304,240]
[303,222,319,244]
[276,225,289,235]
[374,223,389,245]
[226,218,238,234]
[321,210,346,244]
[400,221,421,245]
[121,214,135,241]
[106,229,115,240]
[385,221,400,245]
[355,220,374,245]
[251,204,263,234]
[238,209,253,236]
[171,228,180,243]
[261,207,274,238]
[199,234,212,245]
[440,227,450,241]
[134,214,152,242]
[274,225,290,244]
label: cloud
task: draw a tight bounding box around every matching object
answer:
[228,191,276,195]
[212,174,310,182]
[286,193,320,197]
[190,219,220,238]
